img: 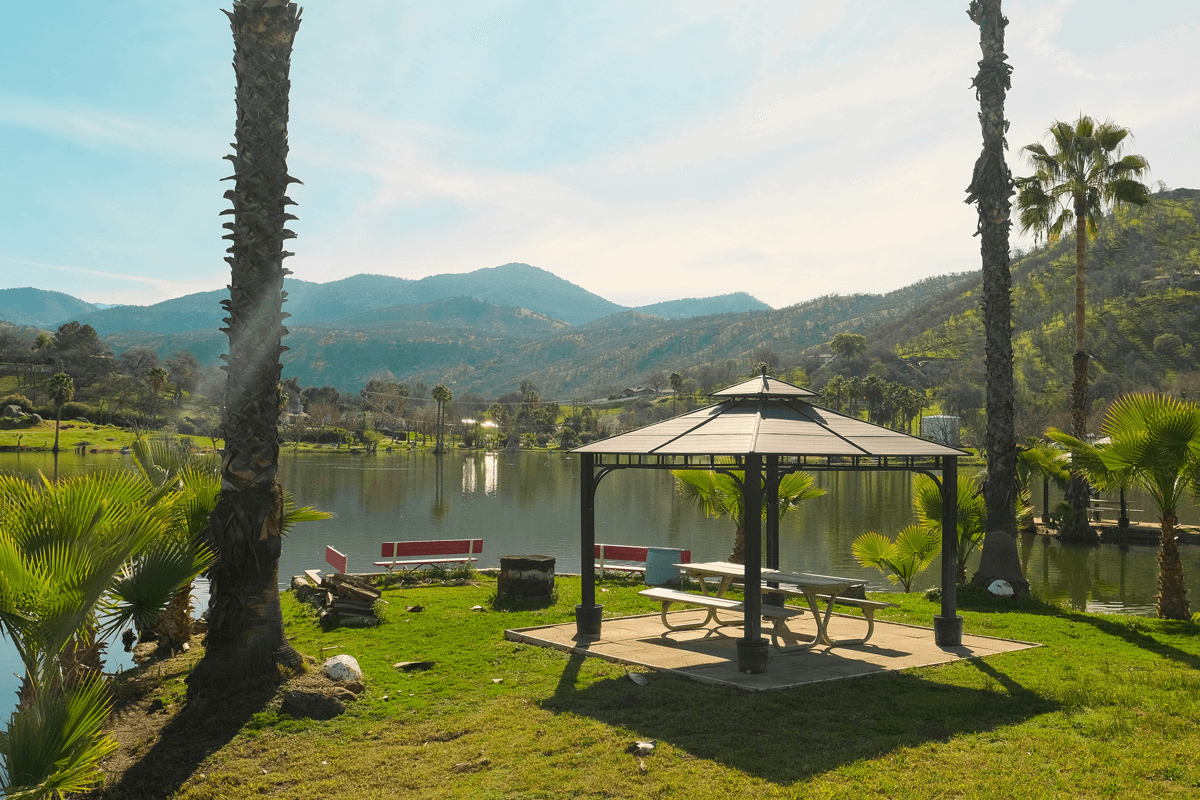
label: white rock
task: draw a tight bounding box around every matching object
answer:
[987,579,1014,597]
[322,654,362,682]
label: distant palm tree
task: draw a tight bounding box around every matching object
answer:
[673,469,825,563]
[432,384,452,453]
[1017,114,1151,540]
[1048,394,1199,620]
[147,365,168,418]
[48,372,74,454]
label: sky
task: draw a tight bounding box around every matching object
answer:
[2,1,1197,311]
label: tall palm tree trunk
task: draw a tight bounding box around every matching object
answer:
[190,0,303,701]
[1061,200,1097,541]
[965,0,1028,596]
[1156,512,1190,620]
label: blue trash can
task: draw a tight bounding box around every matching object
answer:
[644,547,683,587]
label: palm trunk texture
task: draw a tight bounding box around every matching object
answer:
[964,0,1028,596]
[1156,513,1191,620]
[1062,209,1096,541]
[191,0,304,701]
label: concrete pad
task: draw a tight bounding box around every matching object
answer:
[507,609,1038,692]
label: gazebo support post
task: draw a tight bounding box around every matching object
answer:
[934,455,963,645]
[737,454,769,673]
[764,456,783,608]
[576,453,603,637]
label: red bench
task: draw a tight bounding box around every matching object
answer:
[595,544,691,578]
[325,545,348,574]
[373,538,484,573]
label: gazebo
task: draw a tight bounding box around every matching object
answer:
[571,372,970,674]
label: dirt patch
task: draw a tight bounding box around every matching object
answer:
[94,647,352,797]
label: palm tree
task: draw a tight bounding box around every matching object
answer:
[669,371,684,414]
[0,470,173,797]
[48,372,74,454]
[673,469,826,563]
[147,365,169,418]
[965,0,1026,597]
[852,525,940,592]
[1047,393,1199,620]
[432,384,452,454]
[822,375,847,413]
[1017,114,1151,539]
[191,0,305,697]
[913,473,986,582]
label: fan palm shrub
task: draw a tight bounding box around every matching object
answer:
[672,469,826,563]
[852,525,940,592]
[912,473,987,582]
[1047,393,1199,620]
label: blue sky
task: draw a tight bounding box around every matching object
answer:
[2,1,1197,310]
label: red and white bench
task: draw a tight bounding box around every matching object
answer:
[373,538,484,573]
[595,544,691,578]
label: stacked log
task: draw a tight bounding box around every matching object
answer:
[291,570,382,628]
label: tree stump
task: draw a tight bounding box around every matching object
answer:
[498,555,555,597]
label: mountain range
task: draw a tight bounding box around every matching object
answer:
[0,263,769,334]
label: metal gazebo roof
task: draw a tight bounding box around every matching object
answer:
[573,373,967,461]
[569,373,967,673]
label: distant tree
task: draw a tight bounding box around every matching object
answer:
[830,333,868,361]
[165,351,202,406]
[669,371,684,413]
[643,371,666,396]
[301,386,340,412]
[937,381,984,419]
[49,372,74,453]
[147,366,169,417]
[822,375,847,413]
[1017,114,1151,540]
[432,384,452,454]
[51,322,113,386]
[118,346,159,378]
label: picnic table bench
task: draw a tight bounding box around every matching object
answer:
[372,538,483,573]
[638,561,888,652]
[639,587,808,651]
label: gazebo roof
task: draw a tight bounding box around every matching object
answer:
[574,375,966,458]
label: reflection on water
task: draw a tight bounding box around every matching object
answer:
[2,450,1198,615]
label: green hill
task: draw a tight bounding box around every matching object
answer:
[861,188,1200,435]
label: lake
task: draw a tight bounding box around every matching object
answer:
[2,449,1199,722]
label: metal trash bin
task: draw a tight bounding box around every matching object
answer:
[644,547,683,587]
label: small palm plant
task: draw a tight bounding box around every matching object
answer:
[912,473,987,582]
[1048,393,1200,620]
[852,525,940,592]
[672,469,825,563]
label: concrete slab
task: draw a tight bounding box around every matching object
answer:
[506,609,1038,692]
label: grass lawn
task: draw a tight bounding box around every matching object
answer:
[96,575,1200,799]
[0,420,147,452]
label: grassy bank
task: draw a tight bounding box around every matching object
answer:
[98,576,1200,799]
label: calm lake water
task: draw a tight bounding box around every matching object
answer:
[2,449,1199,721]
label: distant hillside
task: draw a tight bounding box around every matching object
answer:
[633,293,769,319]
[327,297,570,336]
[861,187,1200,434]
[0,288,99,328]
[106,273,971,397]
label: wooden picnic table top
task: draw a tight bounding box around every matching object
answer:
[677,561,866,592]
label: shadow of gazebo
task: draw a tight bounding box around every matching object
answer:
[571,371,969,674]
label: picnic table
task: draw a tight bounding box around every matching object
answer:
[639,560,889,651]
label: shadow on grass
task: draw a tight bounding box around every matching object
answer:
[1060,610,1200,670]
[542,653,1056,785]
[99,682,278,800]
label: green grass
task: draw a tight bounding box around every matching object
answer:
[110,575,1200,799]
[0,419,148,452]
